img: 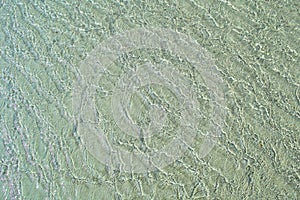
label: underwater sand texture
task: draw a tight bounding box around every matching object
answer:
[0,0,299,199]
[73,28,226,173]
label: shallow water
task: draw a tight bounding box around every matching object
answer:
[0,0,299,199]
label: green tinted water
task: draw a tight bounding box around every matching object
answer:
[0,0,299,199]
